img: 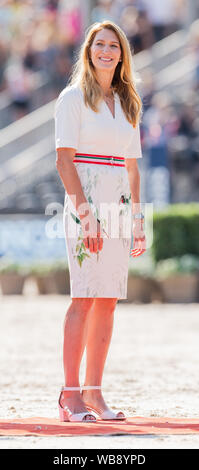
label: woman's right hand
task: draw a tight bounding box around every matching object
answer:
[81,211,103,254]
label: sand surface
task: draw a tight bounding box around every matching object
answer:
[1,282,199,449]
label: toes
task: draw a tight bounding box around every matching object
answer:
[83,414,96,421]
[116,411,125,419]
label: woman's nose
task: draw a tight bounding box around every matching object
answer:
[102,45,111,53]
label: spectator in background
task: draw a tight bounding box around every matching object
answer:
[57,0,82,46]
[142,91,173,206]
[119,5,154,54]
[141,0,183,42]
[136,9,154,51]
[0,0,84,121]
[91,0,117,23]
[189,19,199,91]
[4,55,35,120]
[140,68,155,111]
[0,38,9,91]
[177,96,198,144]
[118,5,139,53]
[27,10,62,95]
[53,45,73,90]
[44,0,59,12]
[142,91,171,168]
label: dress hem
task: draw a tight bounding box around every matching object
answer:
[70,295,127,299]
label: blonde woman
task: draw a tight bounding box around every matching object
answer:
[54,20,145,422]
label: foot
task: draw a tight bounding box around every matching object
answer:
[81,388,125,418]
[59,390,96,421]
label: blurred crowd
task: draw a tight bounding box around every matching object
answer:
[140,14,199,204]
[140,80,199,204]
[0,0,199,203]
[0,0,189,116]
[0,0,83,118]
[91,0,187,51]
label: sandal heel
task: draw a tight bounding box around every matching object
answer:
[59,403,69,422]
[58,386,97,423]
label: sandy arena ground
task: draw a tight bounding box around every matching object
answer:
[1,280,199,449]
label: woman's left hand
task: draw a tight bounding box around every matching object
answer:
[131,219,146,257]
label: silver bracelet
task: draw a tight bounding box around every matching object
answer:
[132,213,144,220]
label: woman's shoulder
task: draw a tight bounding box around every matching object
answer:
[54,84,84,118]
[57,83,83,103]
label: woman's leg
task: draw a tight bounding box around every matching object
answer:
[60,298,94,414]
[81,298,118,413]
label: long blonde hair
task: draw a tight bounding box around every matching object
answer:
[68,20,142,127]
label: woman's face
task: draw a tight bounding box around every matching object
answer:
[89,28,122,72]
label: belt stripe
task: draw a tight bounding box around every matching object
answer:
[73,153,125,167]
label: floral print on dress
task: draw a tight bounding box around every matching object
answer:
[63,162,132,298]
[70,196,109,267]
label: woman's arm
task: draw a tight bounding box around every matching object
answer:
[125,158,145,253]
[56,148,91,221]
[125,158,141,215]
[56,148,103,253]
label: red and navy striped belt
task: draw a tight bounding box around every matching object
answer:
[73,153,125,167]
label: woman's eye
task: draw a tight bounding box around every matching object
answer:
[96,43,117,47]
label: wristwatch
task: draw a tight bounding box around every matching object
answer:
[132,212,144,220]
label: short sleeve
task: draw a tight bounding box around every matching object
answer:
[124,123,142,159]
[54,86,81,151]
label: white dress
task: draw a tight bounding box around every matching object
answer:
[54,84,142,298]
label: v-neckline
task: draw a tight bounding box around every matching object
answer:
[103,91,117,120]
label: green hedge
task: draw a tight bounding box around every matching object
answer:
[152,203,199,262]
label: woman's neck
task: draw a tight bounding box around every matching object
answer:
[96,71,114,97]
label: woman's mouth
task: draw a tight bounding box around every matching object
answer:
[99,57,113,62]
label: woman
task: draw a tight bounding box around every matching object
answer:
[54,20,146,422]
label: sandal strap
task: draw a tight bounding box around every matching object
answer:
[68,412,96,422]
[61,386,81,391]
[61,386,102,392]
[81,385,101,390]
